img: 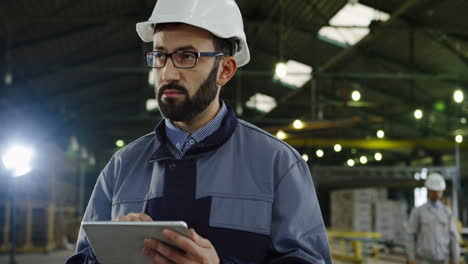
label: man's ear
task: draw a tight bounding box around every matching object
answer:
[217,57,237,86]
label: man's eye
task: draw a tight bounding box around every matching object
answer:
[181,53,196,60]
[154,53,166,59]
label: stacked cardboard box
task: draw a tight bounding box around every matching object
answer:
[374,200,396,240]
[392,201,408,243]
[330,188,408,239]
[330,188,376,232]
[374,200,408,241]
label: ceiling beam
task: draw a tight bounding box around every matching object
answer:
[285,138,467,151]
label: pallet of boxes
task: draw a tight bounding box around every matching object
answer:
[330,188,408,251]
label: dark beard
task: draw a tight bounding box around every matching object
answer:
[156,65,219,122]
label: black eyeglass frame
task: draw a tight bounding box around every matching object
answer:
[145,50,224,69]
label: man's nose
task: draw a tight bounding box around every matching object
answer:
[161,57,181,82]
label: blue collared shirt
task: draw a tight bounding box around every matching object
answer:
[165,102,227,159]
[429,200,440,209]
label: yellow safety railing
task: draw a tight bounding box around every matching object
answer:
[0,201,79,253]
[327,229,382,264]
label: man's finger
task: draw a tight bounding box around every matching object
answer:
[145,238,192,264]
[143,247,172,264]
[127,213,144,221]
[189,229,212,248]
[139,213,153,221]
[128,213,152,221]
[127,215,143,221]
[161,229,204,260]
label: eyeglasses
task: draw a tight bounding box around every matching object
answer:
[145,51,224,69]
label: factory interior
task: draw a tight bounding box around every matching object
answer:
[0,0,467,263]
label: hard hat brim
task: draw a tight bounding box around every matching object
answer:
[136,20,250,67]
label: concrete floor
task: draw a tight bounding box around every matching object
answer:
[0,249,75,264]
[0,250,407,264]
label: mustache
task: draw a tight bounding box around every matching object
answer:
[158,83,188,97]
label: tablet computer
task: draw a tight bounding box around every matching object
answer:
[82,221,190,264]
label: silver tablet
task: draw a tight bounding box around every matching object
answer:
[82,221,190,264]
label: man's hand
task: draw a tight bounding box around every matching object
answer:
[114,213,153,221]
[143,228,220,264]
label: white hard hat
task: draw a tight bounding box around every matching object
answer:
[425,173,446,191]
[136,0,250,67]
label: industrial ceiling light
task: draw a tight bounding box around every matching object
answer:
[274,60,313,88]
[318,2,390,46]
[116,140,125,148]
[455,135,463,143]
[276,130,287,140]
[293,119,304,129]
[146,99,158,111]
[333,144,342,152]
[453,89,464,103]
[2,145,34,177]
[302,154,309,162]
[414,109,423,119]
[275,63,287,79]
[246,93,277,113]
[376,130,385,139]
[351,90,361,102]
[347,159,355,167]
[359,156,368,164]
[316,149,324,158]
[4,71,13,85]
[148,70,155,86]
[374,152,382,161]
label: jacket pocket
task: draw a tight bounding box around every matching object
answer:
[209,196,272,235]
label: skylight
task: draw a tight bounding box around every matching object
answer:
[274,60,313,88]
[246,93,277,113]
[318,2,390,46]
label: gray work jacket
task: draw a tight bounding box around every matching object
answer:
[75,116,332,263]
[406,202,460,263]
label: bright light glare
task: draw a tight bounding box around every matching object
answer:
[334,144,342,152]
[116,140,125,148]
[148,70,155,85]
[274,60,313,88]
[146,99,158,111]
[376,130,385,138]
[316,149,324,158]
[302,154,309,162]
[454,89,464,103]
[246,93,277,113]
[275,63,287,79]
[414,187,427,207]
[455,135,463,143]
[347,159,355,167]
[414,109,423,119]
[374,152,382,161]
[318,2,390,46]
[2,145,34,177]
[293,120,304,129]
[276,130,287,140]
[360,156,368,164]
[351,90,361,101]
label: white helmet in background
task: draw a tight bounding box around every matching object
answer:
[136,0,250,67]
[425,173,446,191]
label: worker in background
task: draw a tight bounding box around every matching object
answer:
[406,173,460,264]
[66,0,331,263]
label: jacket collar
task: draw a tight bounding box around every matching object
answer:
[149,103,238,162]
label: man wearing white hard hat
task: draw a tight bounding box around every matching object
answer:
[406,173,460,264]
[66,0,331,263]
